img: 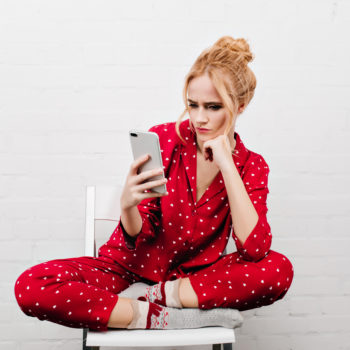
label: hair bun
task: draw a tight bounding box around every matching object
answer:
[214,36,254,64]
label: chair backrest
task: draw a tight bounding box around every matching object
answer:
[85,185,124,257]
[85,185,236,258]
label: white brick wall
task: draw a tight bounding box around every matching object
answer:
[1,0,350,349]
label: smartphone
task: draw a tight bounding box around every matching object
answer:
[129,129,167,194]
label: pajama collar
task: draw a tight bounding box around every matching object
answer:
[178,118,250,206]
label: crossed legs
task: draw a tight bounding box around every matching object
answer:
[14,250,293,330]
[107,250,294,328]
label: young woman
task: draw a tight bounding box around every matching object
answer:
[14,36,294,331]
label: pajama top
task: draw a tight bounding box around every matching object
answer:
[98,118,272,283]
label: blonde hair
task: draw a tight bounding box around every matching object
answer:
[175,35,257,145]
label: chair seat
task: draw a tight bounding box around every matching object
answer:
[86,327,236,347]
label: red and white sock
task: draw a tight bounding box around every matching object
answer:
[127,300,169,329]
[126,299,244,330]
[137,279,182,308]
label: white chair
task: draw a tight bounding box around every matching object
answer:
[82,185,240,350]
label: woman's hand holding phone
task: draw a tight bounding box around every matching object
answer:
[120,154,168,211]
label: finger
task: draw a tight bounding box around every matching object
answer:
[136,177,168,192]
[143,191,168,199]
[135,167,164,184]
[130,154,150,175]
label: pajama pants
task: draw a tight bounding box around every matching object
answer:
[14,250,293,331]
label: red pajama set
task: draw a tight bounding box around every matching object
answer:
[14,119,294,331]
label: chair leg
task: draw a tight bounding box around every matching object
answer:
[82,328,87,350]
[223,343,233,350]
[213,345,221,350]
[83,328,100,350]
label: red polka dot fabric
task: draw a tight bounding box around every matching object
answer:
[99,119,294,309]
[14,256,143,331]
[14,119,294,331]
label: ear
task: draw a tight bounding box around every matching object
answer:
[238,104,245,114]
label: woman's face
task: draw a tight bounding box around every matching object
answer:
[187,73,233,143]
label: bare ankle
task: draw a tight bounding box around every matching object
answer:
[179,278,199,308]
[107,297,134,328]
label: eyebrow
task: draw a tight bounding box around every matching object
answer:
[187,98,222,105]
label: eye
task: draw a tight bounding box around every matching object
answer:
[209,105,222,110]
[188,103,197,108]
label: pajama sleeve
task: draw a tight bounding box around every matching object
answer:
[119,124,163,250]
[232,155,272,262]
[119,195,162,250]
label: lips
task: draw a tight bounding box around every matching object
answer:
[197,127,210,131]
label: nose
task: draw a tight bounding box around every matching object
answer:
[196,106,209,125]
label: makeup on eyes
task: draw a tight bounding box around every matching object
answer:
[188,103,222,111]
[187,99,223,110]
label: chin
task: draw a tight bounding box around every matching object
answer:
[196,133,210,139]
